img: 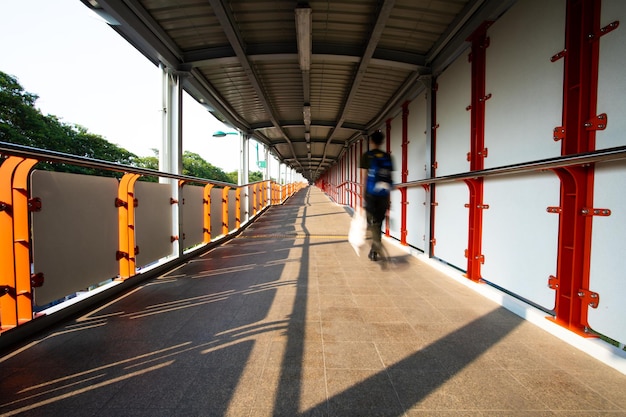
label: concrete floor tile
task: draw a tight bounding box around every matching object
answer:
[323,341,384,370]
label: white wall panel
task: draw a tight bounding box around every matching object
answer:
[588,161,626,343]
[435,54,471,176]
[228,188,237,233]
[481,174,560,310]
[484,0,564,167]
[210,187,224,238]
[31,171,119,306]
[135,181,174,267]
[408,92,428,182]
[406,187,427,251]
[388,117,403,239]
[433,182,468,270]
[406,93,428,251]
[181,185,204,249]
[596,0,626,149]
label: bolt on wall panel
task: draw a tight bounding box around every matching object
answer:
[210,187,224,238]
[407,92,428,183]
[388,116,402,240]
[135,181,174,267]
[432,182,468,271]
[596,1,626,150]
[181,185,205,250]
[31,170,119,306]
[406,187,426,252]
[484,0,565,168]
[588,161,626,344]
[481,173,560,311]
[434,53,471,177]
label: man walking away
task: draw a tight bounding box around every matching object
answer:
[359,131,394,261]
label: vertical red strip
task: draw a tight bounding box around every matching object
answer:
[464,21,492,281]
[400,102,409,245]
[552,0,601,335]
[385,120,392,237]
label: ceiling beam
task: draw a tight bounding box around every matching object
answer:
[313,0,396,179]
[208,0,303,172]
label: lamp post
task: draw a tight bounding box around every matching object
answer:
[211,130,242,185]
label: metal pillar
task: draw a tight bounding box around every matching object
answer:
[550,0,609,335]
[385,119,392,237]
[464,21,492,282]
[240,133,249,223]
[425,76,436,258]
[400,101,409,246]
[161,65,184,257]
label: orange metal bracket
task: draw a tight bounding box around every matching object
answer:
[12,158,38,324]
[117,173,140,279]
[0,157,25,330]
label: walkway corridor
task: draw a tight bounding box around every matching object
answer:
[1,187,626,416]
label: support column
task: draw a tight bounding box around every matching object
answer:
[385,119,392,237]
[464,21,492,282]
[425,76,437,258]
[551,0,605,335]
[161,65,184,257]
[400,102,409,245]
[240,133,249,223]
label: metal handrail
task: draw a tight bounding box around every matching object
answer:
[0,141,237,188]
[395,145,626,188]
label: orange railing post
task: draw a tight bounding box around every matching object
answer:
[117,173,140,279]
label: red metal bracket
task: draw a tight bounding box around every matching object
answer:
[170,235,179,242]
[581,208,611,216]
[547,206,562,214]
[115,198,127,208]
[464,203,489,209]
[0,201,9,212]
[578,289,600,308]
[170,198,179,205]
[479,93,492,102]
[466,148,488,161]
[553,126,566,141]
[464,249,485,263]
[27,197,42,212]
[116,251,128,260]
[589,20,619,41]
[584,113,607,131]
[548,275,559,290]
[551,50,567,62]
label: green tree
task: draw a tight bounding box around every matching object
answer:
[249,171,263,182]
[1,71,240,184]
[0,71,136,176]
[182,151,232,183]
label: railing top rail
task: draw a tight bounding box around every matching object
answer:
[0,141,239,187]
[395,146,626,189]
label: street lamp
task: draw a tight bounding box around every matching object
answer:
[212,130,238,138]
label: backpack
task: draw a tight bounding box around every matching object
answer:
[365,150,393,197]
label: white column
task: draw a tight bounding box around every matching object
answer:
[160,66,184,258]
[240,133,249,223]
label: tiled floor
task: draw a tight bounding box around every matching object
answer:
[1,187,626,416]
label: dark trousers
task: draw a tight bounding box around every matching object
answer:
[365,194,389,253]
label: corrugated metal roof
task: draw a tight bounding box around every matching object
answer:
[82,0,516,180]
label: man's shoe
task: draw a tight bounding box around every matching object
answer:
[368,250,379,261]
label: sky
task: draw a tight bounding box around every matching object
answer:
[0,0,257,173]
